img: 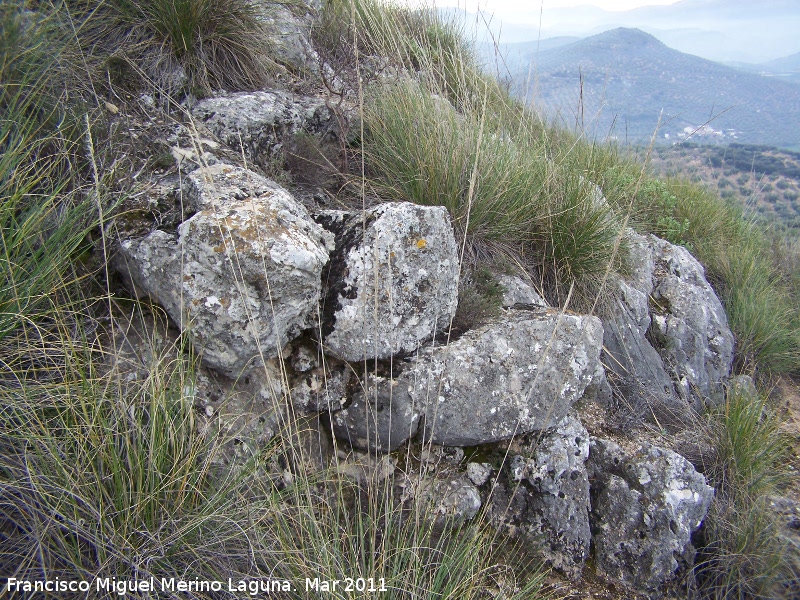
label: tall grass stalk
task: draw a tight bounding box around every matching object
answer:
[697,385,794,598]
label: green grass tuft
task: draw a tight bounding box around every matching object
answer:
[67,0,279,94]
[697,384,794,598]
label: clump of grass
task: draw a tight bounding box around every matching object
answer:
[262,469,549,598]
[361,77,623,308]
[315,0,473,99]
[696,385,794,598]
[451,267,506,333]
[0,319,215,579]
[67,0,279,94]
[0,1,95,346]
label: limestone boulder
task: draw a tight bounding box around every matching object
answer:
[588,437,714,592]
[508,415,592,578]
[116,164,333,377]
[256,3,319,75]
[290,362,349,414]
[648,236,734,404]
[602,230,734,422]
[496,274,547,308]
[192,363,286,470]
[315,203,459,361]
[191,91,341,172]
[331,374,419,453]
[403,309,604,446]
[398,474,482,528]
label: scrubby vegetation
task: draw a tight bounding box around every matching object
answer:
[649,142,800,236]
[1,0,798,597]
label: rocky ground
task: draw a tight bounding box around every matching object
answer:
[95,4,800,597]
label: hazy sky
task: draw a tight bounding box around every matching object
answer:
[405,0,681,12]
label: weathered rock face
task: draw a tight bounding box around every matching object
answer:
[257,3,319,75]
[604,288,680,422]
[604,232,679,420]
[496,274,548,308]
[116,164,333,376]
[191,92,341,172]
[192,363,286,470]
[588,437,714,592]
[603,231,734,422]
[647,236,734,405]
[398,473,482,528]
[315,204,459,362]
[331,374,419,453]
[404,309,604,446]
[509,415,592,578]
[290,362,349,414]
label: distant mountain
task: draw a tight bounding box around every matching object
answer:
[504,28,800,149]
[724,52,800,86]
[765,52,800,72]
[475,37,580,74]
[443,0,800,65]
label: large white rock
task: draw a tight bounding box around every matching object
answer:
[647,235,734,404]
[403,309,604,446]
[588,437,715,592]
[116,164,333,377]
[315,203,459,361]
[191,91,340,170]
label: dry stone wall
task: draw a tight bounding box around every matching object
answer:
[113,85,735,596]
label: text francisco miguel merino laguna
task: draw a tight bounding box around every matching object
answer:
[5,576,389,595]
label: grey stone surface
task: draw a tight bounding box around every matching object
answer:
[331,374,420,453]
[402,309,603,446]
[191,91,340,171]
[509,415,591,578]
[192,363,286,469]
[604,283,681,421]
[588,437,714,592]
[116,164,333,377]
[648,236,735,404]
[290,362,349,413]
[399,474,482,527]
[496,274,548,308]
[602,230,734,422]
[603,232,678,418]
[316,203,459,361]
[466,462,492,486]
[257,4,319,74]
[729,374,757,399]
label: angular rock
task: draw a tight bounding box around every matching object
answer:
[603,232,678,419]
[603,230,734,423]
[508,415,591,578]
[604,285,681,422]
[191,92,340,171]
[648,236,734,404]
[331,374,419,453]
[256,3,319,74]
[466,462,492,487]
[192,363,286,470]
[588,437,714,592]
[116,164,333,376]
[316,204,459,361]
[496,274,547,308]
[403,309,603,446]
[399,474,482,527]
[336,453,397,486]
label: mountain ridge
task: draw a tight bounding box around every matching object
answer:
[500,27,800,148]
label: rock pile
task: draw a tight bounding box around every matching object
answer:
[114,86,735,596]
